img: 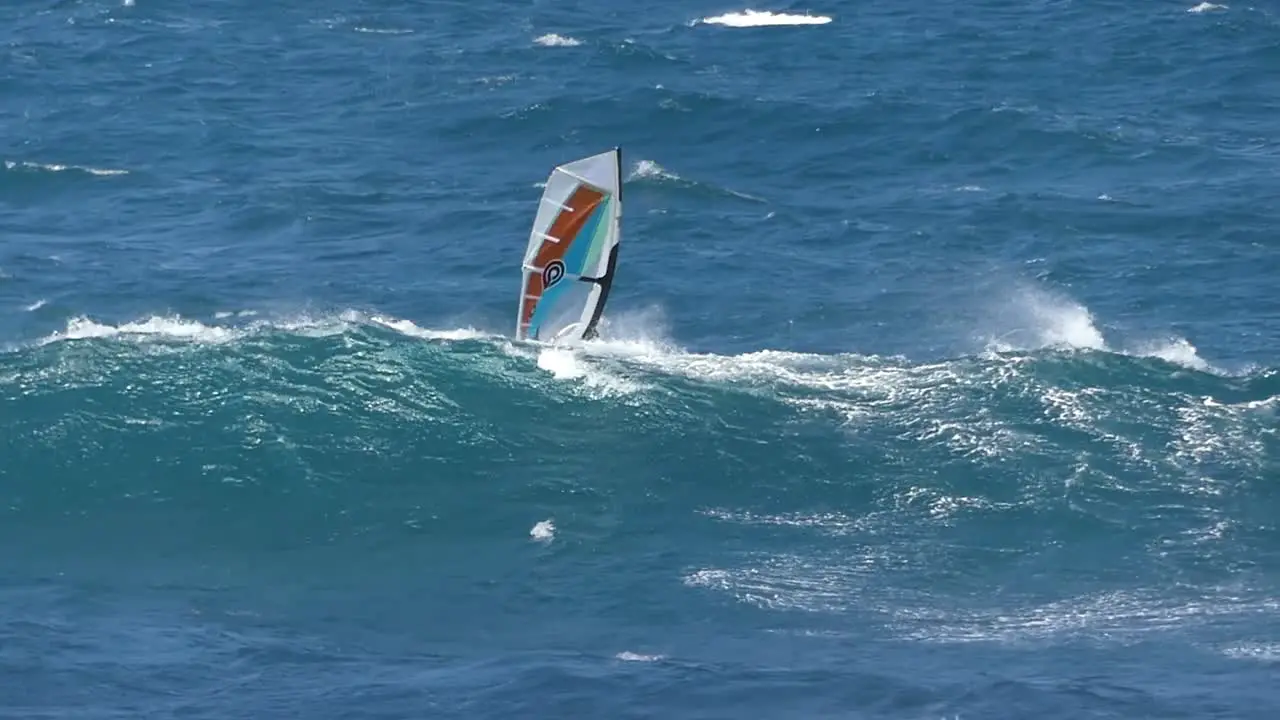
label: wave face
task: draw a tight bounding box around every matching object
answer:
[5,0,1280,716]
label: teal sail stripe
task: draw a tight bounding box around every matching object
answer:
[561,199,608,278]
[579,196,612,277]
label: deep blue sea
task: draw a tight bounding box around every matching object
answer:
[3,0,1279,717]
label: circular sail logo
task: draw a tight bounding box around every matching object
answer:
[542,260,566,288]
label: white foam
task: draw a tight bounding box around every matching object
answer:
[701,508,871,536]
[1171,395,1268,471]
[534,346,646,397]
[530,519,555,541]
[534,33,582,47]
[24,299,47,312]
[367,314,488,341]
[688,548,1280,645]
[683,554,865,613]
[699,9,832,27]
[536,347,585,379]
[353,26,413,34]
[1221,642,1280,660]
[1188,2,1226,12]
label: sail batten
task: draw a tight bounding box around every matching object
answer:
[515,148,622,345]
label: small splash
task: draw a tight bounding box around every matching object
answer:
[627,159,766,203]
[530,519,555,541]
[630,159,679,182]
[534,33,582,47]
[983,284,1107,352]
[699,10,833,27]
[976,283,1220,371]
[1132,337,1211,372]
[1188,2,1226,11]
[24,299,47,312]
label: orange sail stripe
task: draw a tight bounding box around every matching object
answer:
[533,184,605,268]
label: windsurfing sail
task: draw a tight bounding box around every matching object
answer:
[516,147,622,345]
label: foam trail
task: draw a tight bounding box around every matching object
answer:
[25,310,496,349]
[699,10,833,27]
[4,160,128,176]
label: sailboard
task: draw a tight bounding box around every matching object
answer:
[516,147,622,346]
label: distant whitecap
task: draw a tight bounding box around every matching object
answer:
[699,10,832,27]
[615,651,663,662]
[534,33,582,47]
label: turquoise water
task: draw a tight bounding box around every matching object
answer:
[3,1,1278,717]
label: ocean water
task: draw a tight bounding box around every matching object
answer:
[3,0,1279,717]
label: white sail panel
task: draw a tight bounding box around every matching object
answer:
[558,150,622,195]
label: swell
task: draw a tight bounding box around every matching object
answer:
[2,311,1275,583]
